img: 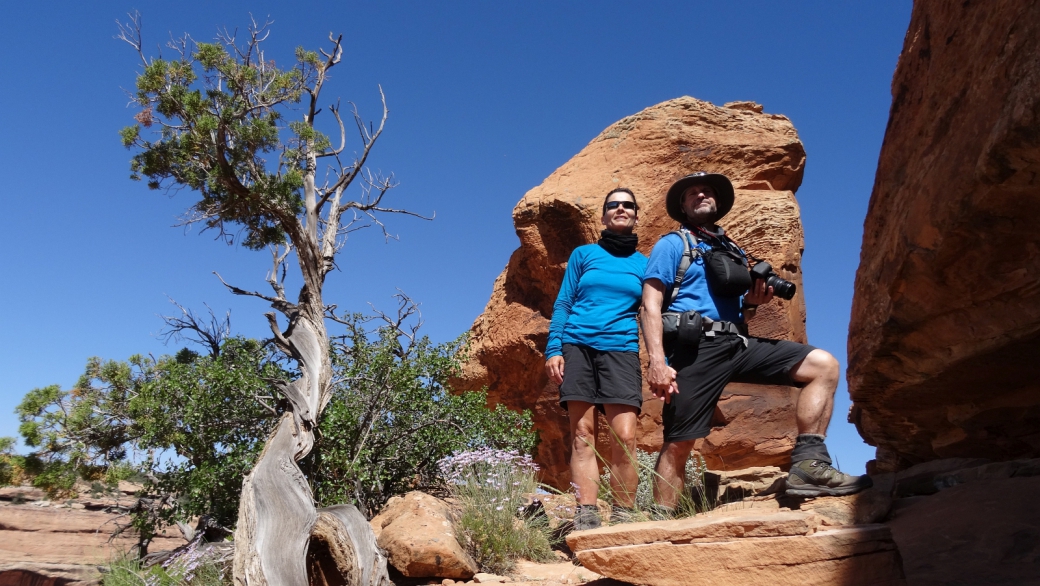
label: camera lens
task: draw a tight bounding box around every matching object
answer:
[766,275,796,300]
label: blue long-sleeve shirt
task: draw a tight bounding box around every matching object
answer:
[546,243,648,358]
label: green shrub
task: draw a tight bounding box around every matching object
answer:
[440,449,555,574]
[307,314,538,518]
[0,437,24,487]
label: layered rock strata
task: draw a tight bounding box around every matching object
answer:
[848,0,1040,471]
[456,97,810,488]
[567,511,906,586]
[0,485,185,585]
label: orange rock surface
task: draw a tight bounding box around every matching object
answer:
[455,97,811,488]
[568,511,906,586]
[369,491,478,579]
[847,0,1040,472]
[0,486,185,585]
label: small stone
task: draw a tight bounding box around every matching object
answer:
[473,573,508,583]
[70,503,86,510]
[441,580,456,586]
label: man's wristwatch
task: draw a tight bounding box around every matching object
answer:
[741,301,759,312]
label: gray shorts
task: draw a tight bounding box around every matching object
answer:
[559,344,643,413]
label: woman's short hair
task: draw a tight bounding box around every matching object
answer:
[603,187,638,214]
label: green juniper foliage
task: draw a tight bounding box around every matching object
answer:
[15,336,282,546]
[14,307,537,543]
[119,19,320,250]
[0,436,21,487]
[307,307,538,518]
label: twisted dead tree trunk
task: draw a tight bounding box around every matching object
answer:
[118,15,422,585]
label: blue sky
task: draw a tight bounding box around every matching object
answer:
[0,1,911,474]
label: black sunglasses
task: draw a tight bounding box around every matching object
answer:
[605,201,637,211]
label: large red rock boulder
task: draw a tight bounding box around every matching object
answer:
[455,97,810,488]
[368,491,478,580]
[847,0,1040,473]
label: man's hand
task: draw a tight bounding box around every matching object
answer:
[744,278,774,307]
[648,358,679,403]
[545,355,565,386]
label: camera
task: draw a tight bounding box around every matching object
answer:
[749,261,796,300]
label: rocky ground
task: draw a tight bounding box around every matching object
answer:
[3,458,1039,584]
[0,482,186,585]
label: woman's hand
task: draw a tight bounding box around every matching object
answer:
[545,355,565,386]
[647,358,678,403]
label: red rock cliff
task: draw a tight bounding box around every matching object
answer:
[848,0,1040,473]
[455,97,812,488]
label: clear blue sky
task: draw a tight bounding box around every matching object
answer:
[0,1,911,474]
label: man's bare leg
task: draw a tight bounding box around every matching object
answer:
[604,404,639,508]
[567,401,600,505]
[653,439,697,509]
[786,348,872,496]
[789,349,840,434]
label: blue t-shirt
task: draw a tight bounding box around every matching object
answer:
[546,244,649,358]
[644,231,743,322]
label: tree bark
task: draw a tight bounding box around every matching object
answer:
[233,303,358,585]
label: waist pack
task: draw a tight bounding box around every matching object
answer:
[662,310,703,345]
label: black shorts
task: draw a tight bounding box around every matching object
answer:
[663,334,815,442]
[559,344,643,412]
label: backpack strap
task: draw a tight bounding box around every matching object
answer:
[664,228,701,310]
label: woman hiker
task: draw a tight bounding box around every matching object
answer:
[544,187,649,531]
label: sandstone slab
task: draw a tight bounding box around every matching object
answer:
[455,97,811,488]
[848,0,1040,471]
[711,484,893,528]
[511,560,602,584]
[369,491,477,579]
[569,510,905,586]
[0,493,185,586]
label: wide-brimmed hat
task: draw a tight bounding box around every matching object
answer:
[665,172,735,223]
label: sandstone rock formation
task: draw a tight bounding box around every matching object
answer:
[567,510,906,586]
[847,0,1040,472]
[368,491,478,580]
[456,97,810,488]
[0,485,185,585]
[883,457,1040,585]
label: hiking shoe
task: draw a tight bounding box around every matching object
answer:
[572,505,602,531]
[785,460,874,497]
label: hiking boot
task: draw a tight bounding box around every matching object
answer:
[572,504,602,531]
[785,459,873,497]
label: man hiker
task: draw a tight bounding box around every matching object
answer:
[640,171,871,514]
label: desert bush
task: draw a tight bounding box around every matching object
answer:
[599,448,713,519]
[14,304,538,550]
[0,437,24,486]
[308,311,538,518]
[439,448,555,574]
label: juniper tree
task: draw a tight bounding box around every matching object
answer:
[117,14,423,585]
